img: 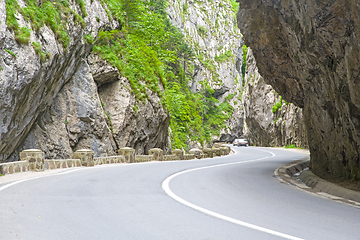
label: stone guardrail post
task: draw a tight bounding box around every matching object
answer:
[73,149,94,167]
[189,148,203,159]
[203,148,213,158]
[213,148,221,157]
[172,149,184,160]
[213,143,224,148]
[149,148,163,161]
[220,147,229,155]
[118,147,135,163]
[20,149,45,171]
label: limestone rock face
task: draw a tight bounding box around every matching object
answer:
[98,76,169,155]
[0,0,117,162]
[88,54,119,87]
[242,49,307,148]
[6,60,118,161]
[237,0,360,178]
[167,0,242,93]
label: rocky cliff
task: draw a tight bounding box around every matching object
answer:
[241,48,307,148]
[167,0,244,143]
[1,0,310,163]
[0,0,114,161]
[1,0,169,162]
[237,0,360,179]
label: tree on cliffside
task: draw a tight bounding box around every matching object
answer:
[120,0,143,30]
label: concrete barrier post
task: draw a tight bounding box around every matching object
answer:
[20,149,45,171]
[118,147,135,163]
[74,149,94,167]
[172,149,184,160]
[149,148,163,161]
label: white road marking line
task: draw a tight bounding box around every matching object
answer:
[162,150,305,240]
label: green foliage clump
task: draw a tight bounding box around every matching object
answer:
[92,0,234,149]
[5,49,16,58]
[225,93,236,101]
[284,144,296,149]
[272,96,283,113]
[183,2,188,12]
[197,25,207,37]
[229,0,239,12]
[241,45,248,85]
[14,26,31,44]
[83,34,94,44]
[215,50,234,63]
[32,42,49,63]
[5,0,87,48]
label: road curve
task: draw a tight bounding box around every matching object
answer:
[0,147,359,240]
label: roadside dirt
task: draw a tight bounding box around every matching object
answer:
[316,172,360,193]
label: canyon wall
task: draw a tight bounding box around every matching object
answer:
[242,48,307,148]
[167,0,244,143]
[237,0,360,179]
[1,0,310,163]
[1,0,169,162]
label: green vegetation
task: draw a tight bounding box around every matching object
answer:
[14,26,31,44]
[272,95,290,113]
[92,0,233,150]
[5,0,86,49]
[32,42,49,63]
[4,0,235,150]
[228,0,239,13]
[284,144,296,148]
[183,2,188,12]
[105,111,113,133]
[272,96,283,113]
[241,45,248,85]
[5,49,16,58]
[215,50,234,63]
[197,25,207,37]
[284,144,303,149]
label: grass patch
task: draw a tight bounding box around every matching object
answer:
[284,144,302,149]
[5,0,87,49]
[5,49,16,58]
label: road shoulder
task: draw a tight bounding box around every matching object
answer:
[274,148,360,208]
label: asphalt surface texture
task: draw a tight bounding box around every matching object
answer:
[1,147,360,240]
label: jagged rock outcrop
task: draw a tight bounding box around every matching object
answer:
[0,0,117,161]
[97,72,169,155]
[242,49,307,147]
[237,0,360,179]
[0,0,169,162]
[6,60,118,161]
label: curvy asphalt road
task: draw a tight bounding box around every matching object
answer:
[1,147,360,240]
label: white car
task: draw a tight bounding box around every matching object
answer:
[233,139,249,147]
